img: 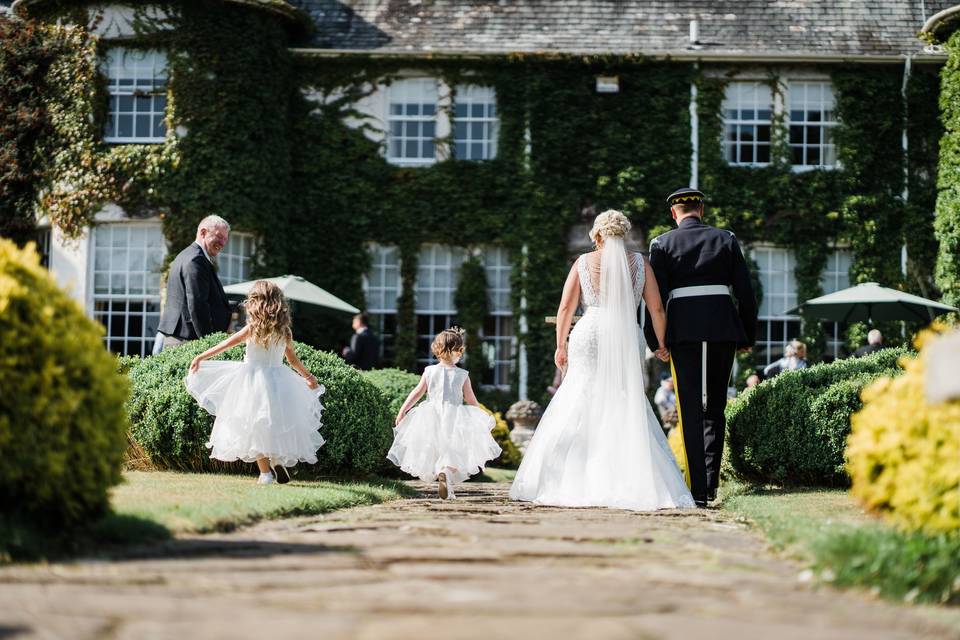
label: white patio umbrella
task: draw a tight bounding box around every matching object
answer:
[785,282,957,323]
[223,275,360,314]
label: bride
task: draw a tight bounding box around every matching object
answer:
[509,210,695,510]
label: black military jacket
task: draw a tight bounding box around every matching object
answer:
[642,217,758,350]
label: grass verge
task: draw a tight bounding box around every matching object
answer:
[1,471,413,563]
[722,486,960,606]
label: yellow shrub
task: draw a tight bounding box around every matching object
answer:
[0,239,129,529]
[668,428,687,477]
[847,325,960,534]
[479,403,522,468]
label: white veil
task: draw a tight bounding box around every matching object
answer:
[581,234,684,503]
[509,230,695,510]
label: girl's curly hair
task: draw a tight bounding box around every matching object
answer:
[431,326,466,360]
[244,280,292,347]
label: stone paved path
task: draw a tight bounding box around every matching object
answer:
[0,482,957,640]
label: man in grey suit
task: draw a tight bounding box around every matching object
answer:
[157,215,233,350]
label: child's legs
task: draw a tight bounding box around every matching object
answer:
[255,456,271,473]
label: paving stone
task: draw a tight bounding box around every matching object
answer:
[0,481,956,639]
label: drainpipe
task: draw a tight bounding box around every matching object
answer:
[518,244,529,401]
[901,54,912,278]
[690,62,699,188]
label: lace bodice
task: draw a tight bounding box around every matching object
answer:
[244,338,285,367]
[425,364,469,406]
[576,252,646,308]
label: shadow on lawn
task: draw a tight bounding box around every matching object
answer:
[0,512,171,565]
[0,626,30,639]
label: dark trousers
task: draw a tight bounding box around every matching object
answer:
[669,341,736,502]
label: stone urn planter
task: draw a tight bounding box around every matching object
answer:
[505,400,543,453]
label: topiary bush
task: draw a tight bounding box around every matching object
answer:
[362,367,421,417]
[847,326,960,534]
[125,334,393,475]
[725,348,909,486]
[0,239,129,529]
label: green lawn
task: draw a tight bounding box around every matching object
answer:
[722,485,960,608]
[112,471,413,534]
[1,471,413,562]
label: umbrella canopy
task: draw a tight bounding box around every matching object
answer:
[785,282,957,323]
[223,275,360,314]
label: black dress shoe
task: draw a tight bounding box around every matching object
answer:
[695,499,708,508]
[707,488,717,502]
[272,464,291,484]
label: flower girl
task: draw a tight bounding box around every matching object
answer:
[388,327,502,499]
[185,280,325,485]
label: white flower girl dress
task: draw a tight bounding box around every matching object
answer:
[388,364,501,484]
[185,338,326,467]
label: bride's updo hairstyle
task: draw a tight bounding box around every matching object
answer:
[245,280,293,347]
[589,209,632,245]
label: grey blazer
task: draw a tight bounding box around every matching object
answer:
[158,243,231,341]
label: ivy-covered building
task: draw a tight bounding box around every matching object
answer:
[3,0,951,402]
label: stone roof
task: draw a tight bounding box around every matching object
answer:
[288,0,953,59]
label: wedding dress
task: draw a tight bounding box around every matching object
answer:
[509,237,695,510]
[185,338,326,467]
[388,364,502,484]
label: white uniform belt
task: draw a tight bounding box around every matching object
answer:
[668,285,732,301]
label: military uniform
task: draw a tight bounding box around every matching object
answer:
[642,188,758,506]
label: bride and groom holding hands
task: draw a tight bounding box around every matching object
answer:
[510,187,758,510]
[167,189,757,506]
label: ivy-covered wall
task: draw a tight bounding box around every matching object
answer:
[0,1,945,403]
[936,30,960,308]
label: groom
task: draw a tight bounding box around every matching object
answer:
[643,188,757,508]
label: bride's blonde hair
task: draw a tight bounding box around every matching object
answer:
[589,210,631,245]
[244,280,292,347]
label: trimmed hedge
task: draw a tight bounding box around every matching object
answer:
[362,366,523,469]
[362,367,421,416]
[0,240,129,529]
[125,335,393,475]
[726,348,909,486]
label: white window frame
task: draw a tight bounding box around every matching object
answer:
[363,243,402,365]
[102,48,169,144]
[414,245,468,370]
[819,248,853,358]
[788,80,838,170]
[92,222,167,356]
[480,246,514,388]
[722,82,773,167]
[386,78,441,166]
[752,246,801,366]
[453,85,499,161]
[217,232,257,285]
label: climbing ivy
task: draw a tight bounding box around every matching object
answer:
[935,30,960,308]
[0,2,945,401]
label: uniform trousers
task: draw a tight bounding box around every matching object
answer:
[669,341,736,503]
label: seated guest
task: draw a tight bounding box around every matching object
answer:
[853,329,884,358]
[654,374,677,421]
[764,341,807,378]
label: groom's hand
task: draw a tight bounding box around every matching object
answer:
[654,347,670,362]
